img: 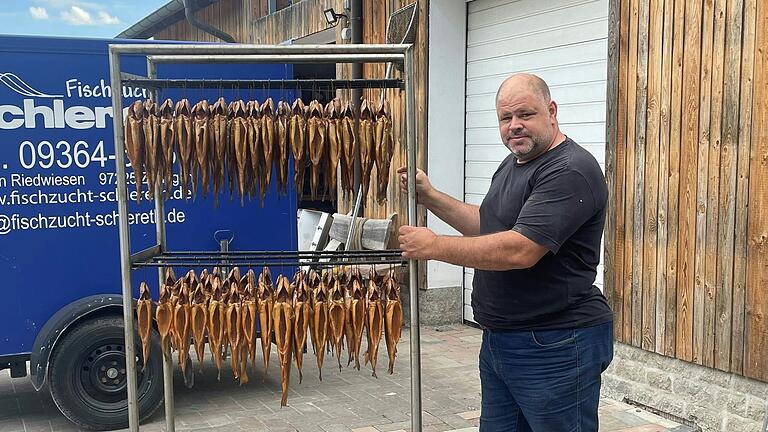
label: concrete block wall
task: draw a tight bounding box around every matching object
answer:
[401,284,463,327]
[602,342,768,432]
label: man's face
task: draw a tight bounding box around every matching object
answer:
[495,86,557,162]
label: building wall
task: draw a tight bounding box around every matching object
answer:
[247,0,431,241]
[247,0,340,44]
[156,0,429,227]
[604,0,768,383]
[148,0,444,321]
[425,0,465,300]
[602,342,768,432]
[335,0,429,233]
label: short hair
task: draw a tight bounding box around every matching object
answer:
[495,73,551,105]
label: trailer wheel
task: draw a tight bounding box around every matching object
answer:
[48,316,163,431]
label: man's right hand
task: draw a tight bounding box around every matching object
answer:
[397,166,434,205]
[397,166,481,236]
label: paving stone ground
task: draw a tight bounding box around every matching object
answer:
[0,325,692,432]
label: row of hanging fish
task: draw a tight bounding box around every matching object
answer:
[136,266,403,407]
[124,96,395,206]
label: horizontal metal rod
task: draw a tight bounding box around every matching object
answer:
[147,53,403,64]
[144,255,405,262]
[111,43,411,56]
[157,249,404,256]
[132,259,407,268]
[122,78,404,90]
[149,257,402,263]
[147,255,403,265]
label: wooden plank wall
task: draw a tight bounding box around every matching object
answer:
[249,0,340,44]
[154,0,429,240]
[605,0,767,382]
[155,0,250,42]
[245,0,429,234]
[154,0,295,41]
[745,0,767,383]
[335,0,429,235]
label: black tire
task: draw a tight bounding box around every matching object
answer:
[48,316,163,431]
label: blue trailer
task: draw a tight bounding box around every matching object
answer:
[0,35,298,430]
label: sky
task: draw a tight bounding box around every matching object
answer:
[0,0,169,39]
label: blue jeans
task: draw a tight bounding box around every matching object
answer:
[479,321,614,432]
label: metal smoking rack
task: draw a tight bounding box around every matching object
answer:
[107,43,422,432]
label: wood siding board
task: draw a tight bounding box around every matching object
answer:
[416,0,428,239]
[676,0,702,362]
[632,0,649,348]
[201,5,209,41]
[745,0,768,382]
[605,0,621,334]
[665,0,685,359]
[693,0,714,366]
[732,0,755,377]
[613,0,631,342]
[643,0,663,351]
[656,0,675,355]
[712,0,738,372]
[623,0,639,344]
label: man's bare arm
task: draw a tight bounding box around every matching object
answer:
[421,189,481,236]
[430,230,548,270]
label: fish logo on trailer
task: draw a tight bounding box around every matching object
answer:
[0,72,62,98]
[0,72,114,130]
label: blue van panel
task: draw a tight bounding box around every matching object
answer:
[0,35,298,355]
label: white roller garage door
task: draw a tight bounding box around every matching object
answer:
[463,0,609,323]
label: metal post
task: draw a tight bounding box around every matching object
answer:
[346,0,364,254]
[344,187,364,251]
[147,59,176,432]
[403,46,422,432]
[220,235,230,276]
[762,402,768,432]
[349,5,363,97]
[108,48,140,432]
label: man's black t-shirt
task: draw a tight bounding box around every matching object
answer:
[472,136,613,330]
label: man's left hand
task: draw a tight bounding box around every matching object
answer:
[398,225,438,260]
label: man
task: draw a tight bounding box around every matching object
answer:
[397,73,613,431]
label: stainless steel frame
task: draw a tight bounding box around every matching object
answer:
[107,43,421,432]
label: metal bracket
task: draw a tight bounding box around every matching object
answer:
[129,244,163,266]
[121,72,150,81]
